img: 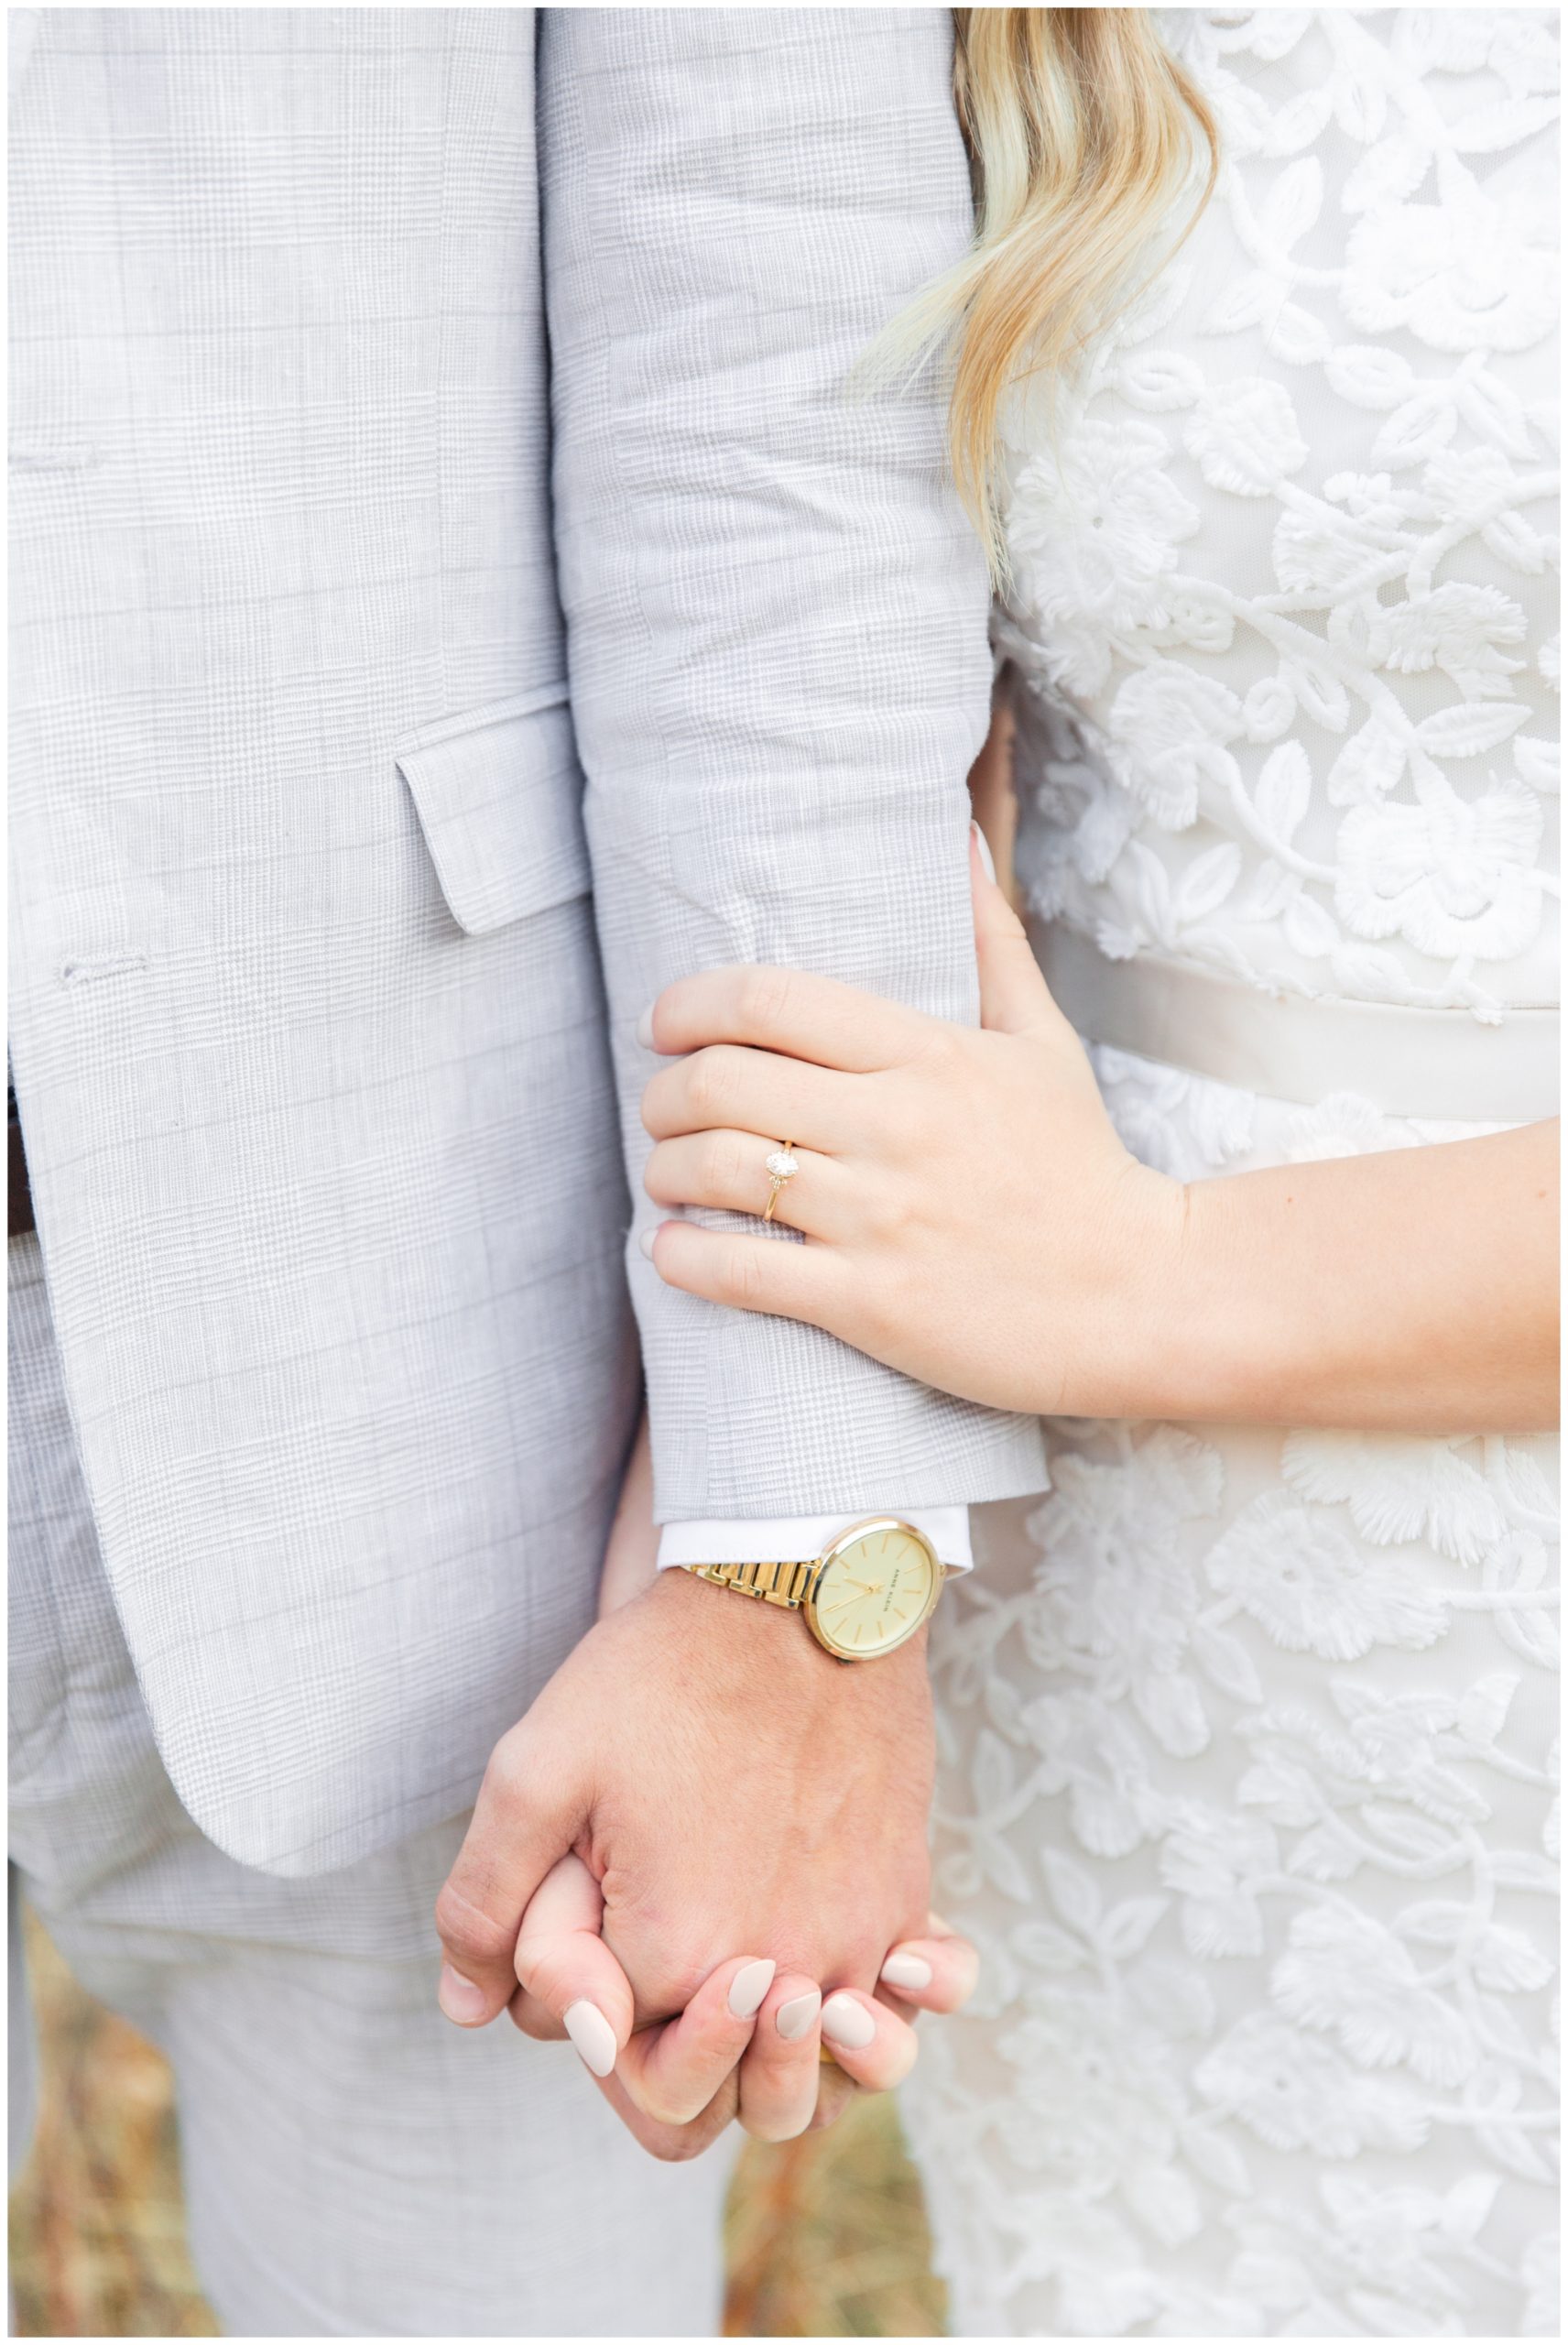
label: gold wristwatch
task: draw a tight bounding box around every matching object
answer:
[684,1517,944,1662]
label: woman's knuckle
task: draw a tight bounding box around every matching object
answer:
[639,1072,670,1138]
[738,966,792,1032]
[506,1994,557,2042]
[913,1021,963,1080]
[867,1180,913,1244]
[707,1131,746,1191]
[511,1939,565,2001]
[647,2121,704,2165]
[659,975,694,1031]
[719,1245,768,1307]
[687,1049,733,1120]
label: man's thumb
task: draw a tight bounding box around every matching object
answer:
[434,1728,586,2028]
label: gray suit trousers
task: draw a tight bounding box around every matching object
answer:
[9,1234,731,2338]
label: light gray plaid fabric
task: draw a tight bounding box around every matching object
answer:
[9,9,1047,1879]
[544,12,1044,1518]
[9,1235,732,2339]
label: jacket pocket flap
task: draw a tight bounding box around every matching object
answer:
[396,690,590,936]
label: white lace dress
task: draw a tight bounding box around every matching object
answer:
[899,14,1560,2335]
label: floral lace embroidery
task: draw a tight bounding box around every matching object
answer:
[903,21,1560,2334]
[998,6,1561,1023]
[903,1055,1559,2338]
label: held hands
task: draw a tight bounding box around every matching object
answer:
[639,826,1183,1420]
[434,1443,977,2159]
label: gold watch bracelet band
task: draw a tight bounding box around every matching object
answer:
[688,1557,818,1609]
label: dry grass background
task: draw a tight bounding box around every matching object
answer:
[9,1913,946,2340]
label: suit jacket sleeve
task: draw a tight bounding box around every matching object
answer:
[539,6,1049,1520]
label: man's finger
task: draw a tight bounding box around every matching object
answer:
[434,1722,586,2028]
[641,1219,844,1326]
[645,965,930,1074]
[508,1854,636,2072]
[617,1954,778,2129]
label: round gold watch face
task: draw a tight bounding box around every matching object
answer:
[804,1520,943,1661]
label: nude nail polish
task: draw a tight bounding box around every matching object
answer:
[563,1998,618,2078]
[727,1958,777,2019]
[776,1990,822,2043]
[637,1227,657,1260]
[636,1005,657,1049]
[880,1952,933,1991]
[821,1991,876,2051]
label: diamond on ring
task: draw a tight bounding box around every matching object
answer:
[763,1141,798,1222]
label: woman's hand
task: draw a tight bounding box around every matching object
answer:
[505,1852,977,2155]
[639,828,1181,1419]
[638,828,1559,1434]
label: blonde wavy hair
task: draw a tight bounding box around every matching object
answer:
[887,9,1220,579]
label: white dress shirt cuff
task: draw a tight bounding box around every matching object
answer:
[657,1506,973,1576]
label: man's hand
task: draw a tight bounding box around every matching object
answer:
[434,1565,940,2143]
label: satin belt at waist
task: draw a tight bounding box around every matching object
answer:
[1031,922,1560,1127]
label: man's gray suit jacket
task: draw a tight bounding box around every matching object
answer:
[8,8,1048,1876]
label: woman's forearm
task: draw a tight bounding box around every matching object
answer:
[1147,1121,1560,1434]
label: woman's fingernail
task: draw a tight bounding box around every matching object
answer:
[637,1226,658,1260]
[636,1005,657,1049]
[970,820,997,884]
[727,1958,777,2019]
[821,1992,877,2052]
[563,1999,618,2078]
[776,1990,822,2043]
[880,1952,934,1991]
[438,1964,489,2024]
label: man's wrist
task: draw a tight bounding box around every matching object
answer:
[642,1558,931,1682]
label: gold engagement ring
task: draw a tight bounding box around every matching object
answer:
[763,1142,798,1223]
